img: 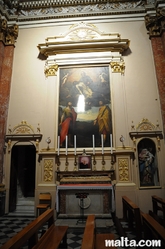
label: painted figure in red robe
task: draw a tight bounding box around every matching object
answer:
[59,101,77,147]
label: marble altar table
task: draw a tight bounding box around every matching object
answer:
[56,184,115,218]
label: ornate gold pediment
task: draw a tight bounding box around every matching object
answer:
[136,118,155,131]
[129,119,163,138]
[5,121,42,152]
[38,22,130,57]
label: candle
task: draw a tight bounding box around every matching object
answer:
[74,135,76,155]
[65,135,68,155]
[110,134,113,154]
[57,136,60,156]
[101,134,104,154]
[92,135,95,155]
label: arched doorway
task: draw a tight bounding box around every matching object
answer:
[9,143,36,214]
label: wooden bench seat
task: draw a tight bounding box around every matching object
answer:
[81,214,116,249]
[1,209,68,249]
[81,214,95,249]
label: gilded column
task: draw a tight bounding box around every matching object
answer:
[0,18,18,183]
[145,3,165,133]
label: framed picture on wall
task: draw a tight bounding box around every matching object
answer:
[78,155,92,170]
[58,65,112,149]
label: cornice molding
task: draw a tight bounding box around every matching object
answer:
[0,0,149,24]
[39,22,129,76]
[38,22,130,58]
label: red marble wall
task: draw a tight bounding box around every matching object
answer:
[151,34,165,133]
[0,42,4,77]
[0,43,14,183]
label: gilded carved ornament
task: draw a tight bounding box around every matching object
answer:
[118,158,129,182]
[136,118,155,131]
[44,159,53,182]
[0,18,18,45]
[110,60,125,75]
[12,120,35,134]
[44,63,58,77]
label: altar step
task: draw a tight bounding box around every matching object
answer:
[55,217,114,228]
[7,197,35,217]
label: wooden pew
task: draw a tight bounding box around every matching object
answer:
[122,196,142,240]
[149,210,164,227]
[81,214,95,249]
[95,233,116,249]
[141,213,165,248]
[113,215,127,238]
[1,209,68,249]
[81,214,116,249]
[152,195,165,227]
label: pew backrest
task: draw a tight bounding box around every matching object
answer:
[81,214,95,249]
[142,212,165,247]
[122,196,142,240]
[1,209,55,249]
[152,195,165,227]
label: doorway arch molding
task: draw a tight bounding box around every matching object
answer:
[5,120,42,153]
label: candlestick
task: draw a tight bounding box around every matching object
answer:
[101,134,104,154]
[74,135,76,155]
[102,154,105,170]
[65,135,68,155]
[65,155,69,171]
[110,134,113,154]
[57,136,60,156]
[92,135,95,155]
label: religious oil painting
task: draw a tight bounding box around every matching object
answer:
[78,155,92,171]
[138,138,160,188]
[58,65,112,148]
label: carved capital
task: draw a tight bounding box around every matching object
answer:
[145,2,165,38]
[0,18,18,45]
[110,61,125,75]
[44,64,58,77]
[145,14,162,38]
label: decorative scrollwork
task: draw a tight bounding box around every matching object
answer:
[136,118,155,131]
[118,158,129,182]
[44,159,53,182]
[12,120,34,134]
